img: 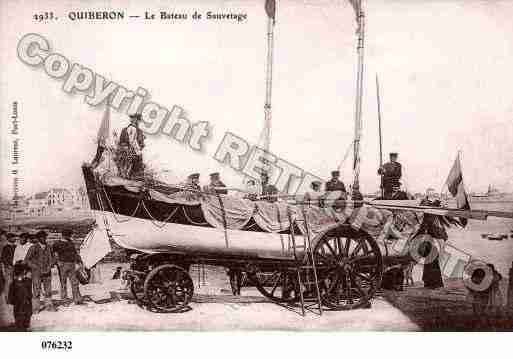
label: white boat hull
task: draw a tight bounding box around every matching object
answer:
[92,210,299,260]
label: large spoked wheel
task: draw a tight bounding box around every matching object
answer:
[249,269,301,303]
[143,264,194,313]
[129,275,153,310]
[314,225,383,310]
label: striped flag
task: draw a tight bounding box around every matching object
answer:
[444,152,471,225]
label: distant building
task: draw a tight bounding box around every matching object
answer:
[12,187,90,218]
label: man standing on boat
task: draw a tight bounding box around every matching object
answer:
[378,152,402,199]
[325,170,348,200]
[204,172,228,195]
[117,113,145,179]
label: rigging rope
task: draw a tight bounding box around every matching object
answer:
[141,200,179,229]
[101,187,141,223]
[181,206,209,226]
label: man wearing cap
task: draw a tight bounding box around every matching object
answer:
[304,181,323,207]
[260,172,278,202]
[325,170,347,201]
[37,231,56,311]
[378,152,402,199]
[204,172,227,195]
[117,113,146,178]
[12,232,32,265]
[186,173,201,191]
[24,232,43,312]
[52,229,83,304]
[243,179,259,201]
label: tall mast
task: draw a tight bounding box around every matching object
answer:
[263,1,275,157]
[376,74,384,197]
[351,0,365,196]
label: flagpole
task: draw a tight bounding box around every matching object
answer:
[263,10,274,158]
[376,73,384,198]
[352,0,365,198]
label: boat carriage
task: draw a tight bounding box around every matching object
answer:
[81,164,429,313]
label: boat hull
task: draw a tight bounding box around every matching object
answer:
[92,209,298,260]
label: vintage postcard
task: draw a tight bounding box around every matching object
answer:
[1,0,513,344]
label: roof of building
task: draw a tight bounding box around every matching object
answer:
[33,191,49,199]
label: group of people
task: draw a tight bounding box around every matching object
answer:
[0,228,83,331]
[94,112,405,202]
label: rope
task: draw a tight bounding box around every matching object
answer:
[101,187,141,223]
[337,140,354,171]
[216,193,230,248]
[182,206,209,226]
[95,190,114,241]
[141,200,179,229]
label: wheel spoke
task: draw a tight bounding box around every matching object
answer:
[344,237,351,256]
[351,241,363,257]
[350,272,366,298]
[324,241,337,257]
[270,273,283,296]
[336,237,344,258]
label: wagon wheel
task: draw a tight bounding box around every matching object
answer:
[143,264,194,313]
[129,276,152,310]
[313,225,383,310]
[249,269,301,303]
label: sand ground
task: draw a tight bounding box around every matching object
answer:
[1,262,512,331]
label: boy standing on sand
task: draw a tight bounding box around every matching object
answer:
[7,263,33,331]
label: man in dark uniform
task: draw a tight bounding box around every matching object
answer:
[378,152,402,199]
[260,172,278,202]
[325,170,347,201]
[53,229,83,305]
[205,172,228,195]
[24,233,42,312]
[186,173,201,191]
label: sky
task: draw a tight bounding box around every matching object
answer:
[1,0,512,199]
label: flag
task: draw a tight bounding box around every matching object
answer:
[444,152,471,225]
[97,99,111,147]
[347,0,362,34]
[265,0,275,21]
[80,229,112,269]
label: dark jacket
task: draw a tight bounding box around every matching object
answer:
[53,240,81,263]
[325,179,346,193]
[261,184,278,202]
[378,161,402,188]
[8,278,33,316]
[25,243,42,273]
[119,124,145,149]
[210,180,227,195]
[0,243,15,266]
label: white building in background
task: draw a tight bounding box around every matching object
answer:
[26,187,89,217]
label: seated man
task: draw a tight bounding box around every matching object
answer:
[243,179,259,201]
[203,172,227,195]
[303,181,323,207]
[260,172,278,202]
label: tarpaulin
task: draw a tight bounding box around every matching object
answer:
[200,194,255,230]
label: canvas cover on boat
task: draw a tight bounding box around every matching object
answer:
[98,174,423,242]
